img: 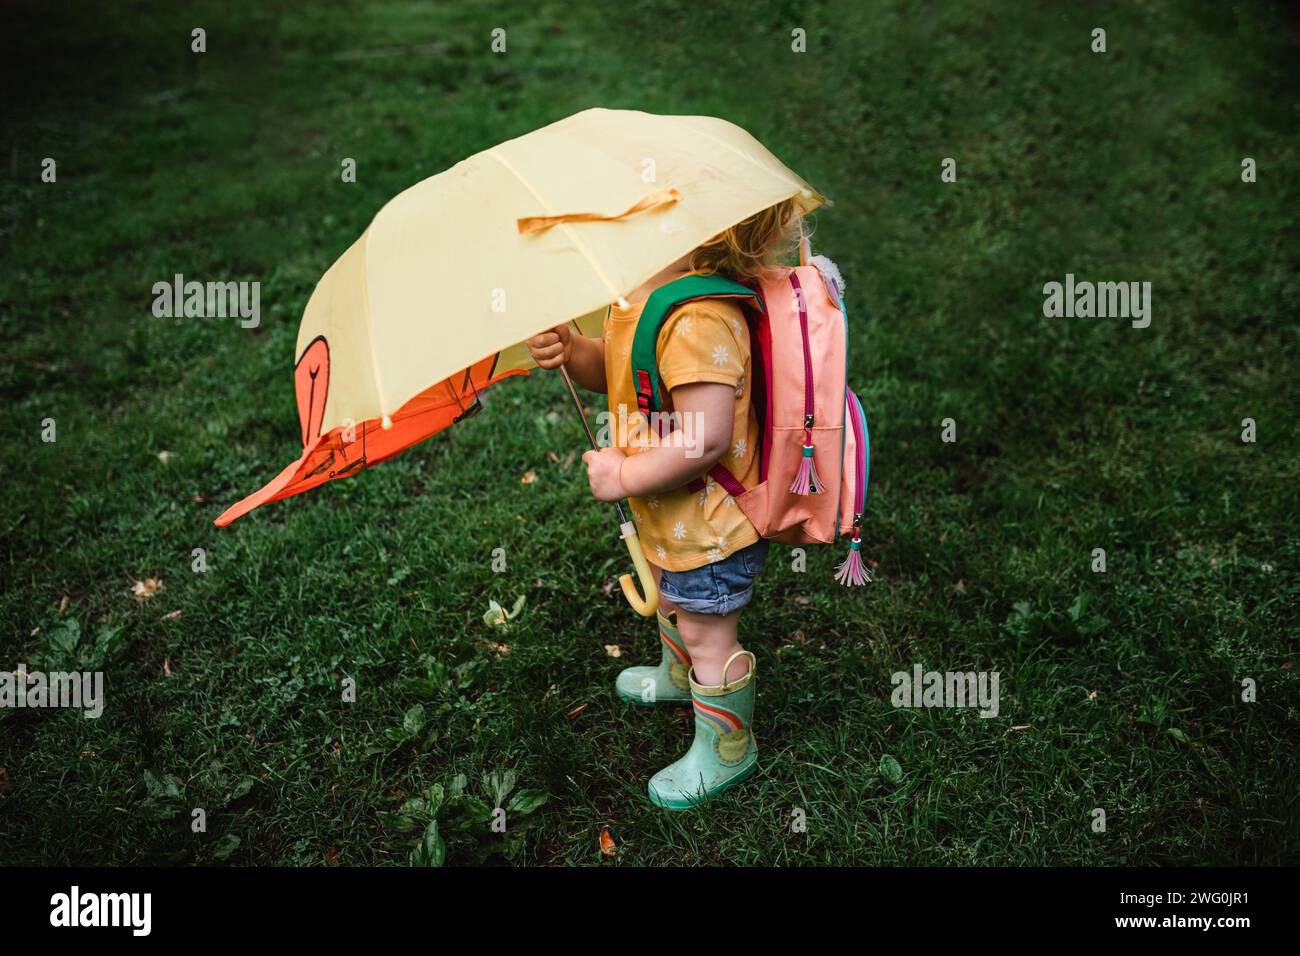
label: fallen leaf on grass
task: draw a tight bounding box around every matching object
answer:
[163,609,182,621]
[520,469,538,485]
[162,658,172,677]
[479,640,512,658]
[483,595,526,628]
[1088,689,1097,700]
[604,644,621,658]
[58,595,70,615]
[565,703,588,720]
[1001,724,1032,737]
[601,578,616,597]
[599,826,617,857]
[545,450,560,464]
[157,450,175,464]
[132,578,164,601]
[325,846,341,866]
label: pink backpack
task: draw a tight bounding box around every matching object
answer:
[630,248,871,585]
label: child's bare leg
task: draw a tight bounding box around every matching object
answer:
[675,607,749,685]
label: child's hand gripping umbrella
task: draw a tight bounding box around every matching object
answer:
[214,108,828,616]
[555,362,658,616]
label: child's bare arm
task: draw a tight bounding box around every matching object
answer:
[583,381,733,500]
[525,324,607,393]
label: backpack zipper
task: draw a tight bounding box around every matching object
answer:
[788,272,823,495]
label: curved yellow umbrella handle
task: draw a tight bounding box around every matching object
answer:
[618,521,660,617]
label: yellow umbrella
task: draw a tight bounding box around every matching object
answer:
[216,107,828,614]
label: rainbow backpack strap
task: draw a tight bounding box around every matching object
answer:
[629,273,762,417]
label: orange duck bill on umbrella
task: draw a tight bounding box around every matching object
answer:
[214,338,525,527]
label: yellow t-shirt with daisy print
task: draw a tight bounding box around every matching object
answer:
[603,288,761,572]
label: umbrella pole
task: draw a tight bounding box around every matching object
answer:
[558,366,627,524]
[558,364,659,617]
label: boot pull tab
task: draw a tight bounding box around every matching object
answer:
[719,650,757,692]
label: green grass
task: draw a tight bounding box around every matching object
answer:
[1,0,1297,865]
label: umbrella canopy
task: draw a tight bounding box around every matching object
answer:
[215,107,827,526]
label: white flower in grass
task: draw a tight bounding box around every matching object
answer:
[707,547,724,563]
[672,521,687,540]
[732,438,747,460]
[655,544,668,561]
[711,344,730,367]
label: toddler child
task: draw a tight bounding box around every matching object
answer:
[527,199,802,809]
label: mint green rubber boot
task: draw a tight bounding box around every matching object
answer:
[615,611,693,705]
[648,651,758,810]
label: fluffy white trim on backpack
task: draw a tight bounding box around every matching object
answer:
[810,254,846,302]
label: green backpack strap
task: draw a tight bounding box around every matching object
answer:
[631,273,761,416]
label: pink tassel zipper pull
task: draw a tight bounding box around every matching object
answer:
[835,514,871,586]
[789,417,824,495]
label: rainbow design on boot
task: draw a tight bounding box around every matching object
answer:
[692,694,745,735]
[661,625,690,670]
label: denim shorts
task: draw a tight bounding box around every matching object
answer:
[659,539,770,616]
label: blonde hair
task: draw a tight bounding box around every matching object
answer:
[689,197,806,282]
